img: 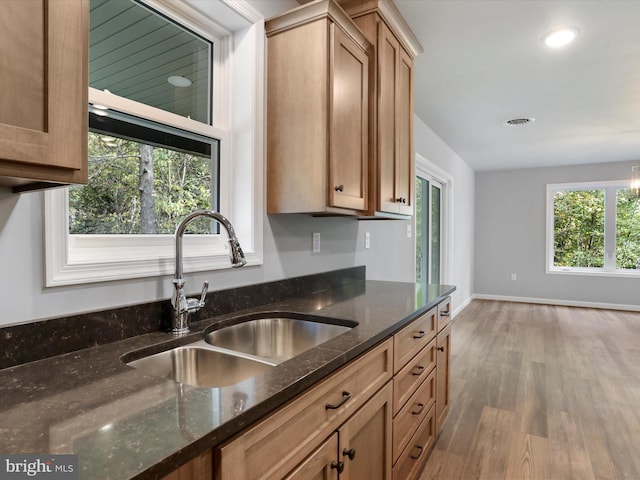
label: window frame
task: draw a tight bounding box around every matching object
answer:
[44,0,265,286]
[546,180,640,278]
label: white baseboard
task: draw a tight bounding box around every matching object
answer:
[472,293,640,312]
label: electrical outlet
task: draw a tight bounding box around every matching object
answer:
[511,273,517,281]
[312,232,320,253]
[365,232,370,249]
[407,224,412,238]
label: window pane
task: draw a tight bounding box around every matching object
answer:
[90,0,211,124]
[553,189,605,267]
[616,189,640,270]
[431,185,441,284]
[69,112,219,235]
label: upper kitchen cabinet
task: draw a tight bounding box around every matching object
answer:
[0,0,88,192]
[266,0,370,215]
[337,0,423,218]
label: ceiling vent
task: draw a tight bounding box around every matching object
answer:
[504,118,535,126]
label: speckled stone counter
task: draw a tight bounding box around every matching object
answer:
[0,274,455,480]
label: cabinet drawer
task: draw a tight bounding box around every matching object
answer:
[392,404,436,480]
[392,367,435,464]
[393,307,436,374]
[393,337,436,414]
[437,296,452,332]
[216,338,393,480]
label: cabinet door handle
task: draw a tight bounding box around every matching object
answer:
[437,346,445,352]
[396,197,407,204]
[326,390,351,410]
[335,184,344,192]
[440,311,450,317]
[343,448,356,460]
[409,445,424,460]
[412,403,425,415]
[413,330,426,339]
[412,365,425,376]
[330,460,345,473]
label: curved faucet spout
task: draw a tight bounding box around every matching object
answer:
[171,210,247,336]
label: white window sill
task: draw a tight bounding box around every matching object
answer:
[546,267,640,279]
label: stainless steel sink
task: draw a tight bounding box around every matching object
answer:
[125,343,273,388]
[124,314,354,388]
[205,316,353,364]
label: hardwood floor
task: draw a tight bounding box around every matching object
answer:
[418,300,640,480]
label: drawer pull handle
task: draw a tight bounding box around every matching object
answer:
[330,461,345,473]
[335,184,344,192]
[437,346,445,352]
[440,310,450,317]
[410,445,424,460]
[413,330,426,339]
[326,391,351,410]
[412,365,425,376]
[412,403,425,415]
[343,448,356,460]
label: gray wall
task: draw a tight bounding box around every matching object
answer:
[0,0,476,327]
[412,116,475,312]
[475,160,640,308]
[0,117,475,327]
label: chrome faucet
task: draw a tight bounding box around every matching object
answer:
[171,210,246,336]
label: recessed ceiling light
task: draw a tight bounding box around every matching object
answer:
[168,75,192,87]
[542,27,579,48]
[504,118,535,126]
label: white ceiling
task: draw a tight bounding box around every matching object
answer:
[395,0,640,172]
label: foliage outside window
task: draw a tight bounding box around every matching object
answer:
[70,126,216,235]
[548,182,640,276]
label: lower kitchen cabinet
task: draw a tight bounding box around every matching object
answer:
[214,339,393,480]
[287,382,392,480]
[337,381,392,480]
[285,434,339,480]
[435,322,451,431]
[161,450,212,480]
[162,297,452,480]
[392,405,436,480]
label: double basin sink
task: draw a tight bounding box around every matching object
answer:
[122,313,356,388]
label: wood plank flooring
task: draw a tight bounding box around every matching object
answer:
[419,300,640,480]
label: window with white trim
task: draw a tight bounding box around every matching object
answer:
[44,0,265,286]
[547,181,640,276]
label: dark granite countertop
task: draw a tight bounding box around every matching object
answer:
[0,278,455,480]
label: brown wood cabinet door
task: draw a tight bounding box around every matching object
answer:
[395,47,413,216]
[375,21,414,216]
[285,433,339,480]
[340,382,392,480]
[377,22,399,214]
[329,23,368,211]
[161,450,213,480]
[0,0,87,185]
[436,323,451,431]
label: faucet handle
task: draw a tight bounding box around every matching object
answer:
[198,281,209,307]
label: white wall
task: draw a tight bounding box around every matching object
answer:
[475,160,640,309]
